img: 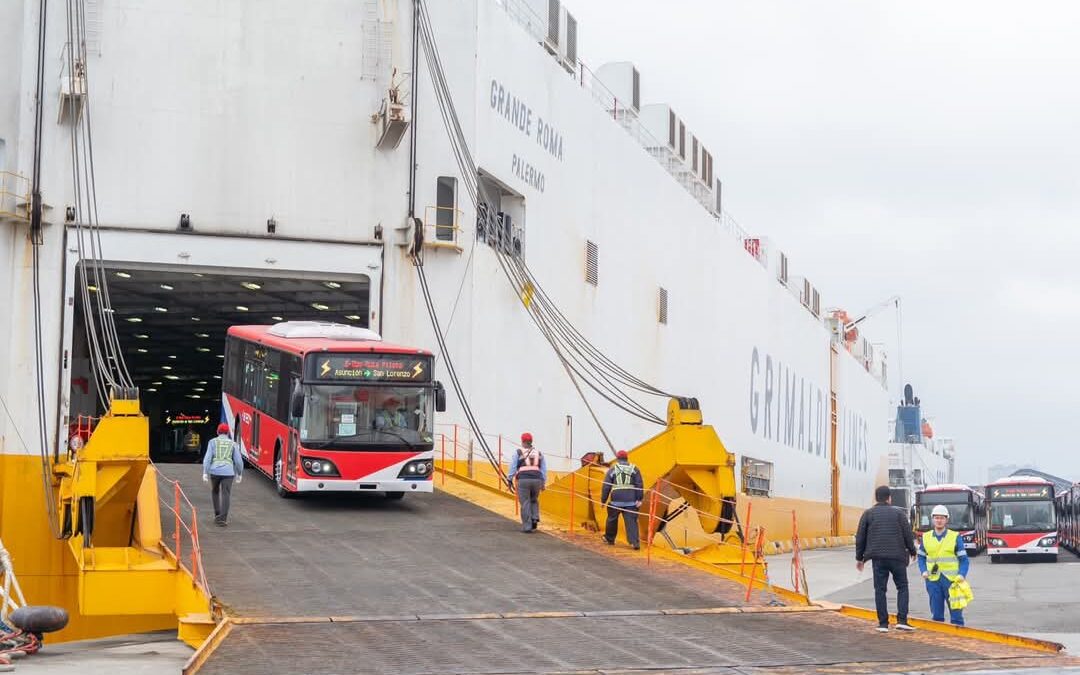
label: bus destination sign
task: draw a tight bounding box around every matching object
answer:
[990,485,1050,500]
[310,354,431,383]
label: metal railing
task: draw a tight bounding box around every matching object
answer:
[0,172,30,222]
[424,205,464,249]
[153,466,211,598]
[493,0,752,249]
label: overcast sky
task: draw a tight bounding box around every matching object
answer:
[572,1,1080,483]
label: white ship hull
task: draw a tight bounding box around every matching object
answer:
[0,0,955,542]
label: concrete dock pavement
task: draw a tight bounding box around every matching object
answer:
[772,545,1080,654]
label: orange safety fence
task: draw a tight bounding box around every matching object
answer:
[152,465,212,598]
[432,425,802,601]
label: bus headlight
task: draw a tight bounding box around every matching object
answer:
[1039,536,1057,547]
[398,460,432,478]
[989,538,1005,547]
[962,533,974,542]
[301,458,340,477]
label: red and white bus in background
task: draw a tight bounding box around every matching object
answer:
[986,476,1058,563]
[914,484,986,554]
[1056,483,1080,554]
[222,322,445,499]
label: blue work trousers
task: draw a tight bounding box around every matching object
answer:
[925,576,964,625]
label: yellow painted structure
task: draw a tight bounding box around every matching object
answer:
[539,398,763,575]
[0,390,213,646]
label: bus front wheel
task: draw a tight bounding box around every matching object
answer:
[274,450,291,499]
[385,491,405,501]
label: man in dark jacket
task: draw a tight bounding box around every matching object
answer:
[856,485,918,632]
[600,450,644,549]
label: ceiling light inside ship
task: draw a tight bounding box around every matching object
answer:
[236,306,249,312]
[160,284,174,290]
[324,281,341,289]
[311,302,329,311]
[241,282,261,290]
[115,271,132,278]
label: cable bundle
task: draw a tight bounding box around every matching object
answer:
[413,0,675,457]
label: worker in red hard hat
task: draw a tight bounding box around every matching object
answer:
[601,450,644,549]
[202,422,244,526]
[507,432,546,532]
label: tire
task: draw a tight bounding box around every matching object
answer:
[274,450,291,498]
[385,491,405,501]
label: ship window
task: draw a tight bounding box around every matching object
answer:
[658,287,668,325]
[632,68,640,110]
[668,111,676,148]
[565,12,577,64]
[679,122,686,159]
[435,177,456,241]
[692,138,698,172]
[584,240,598,286]
[547,0,560,46]
[742,457,773,497]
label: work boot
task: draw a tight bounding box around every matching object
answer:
[603,537,614,545]
[631,543,640,550]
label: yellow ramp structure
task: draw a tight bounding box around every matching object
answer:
[539,398,764,575]
[0,388,214,646]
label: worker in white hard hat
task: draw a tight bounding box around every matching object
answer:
[917,504,970,625]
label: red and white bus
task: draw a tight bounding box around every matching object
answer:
[914,484,986,554]
[986,476,1057,563]
[222,322,445,499]
[1056,483,1079,554]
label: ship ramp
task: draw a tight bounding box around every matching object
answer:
[164,464,1074,674]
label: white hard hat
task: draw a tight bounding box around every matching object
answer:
[931,504,950,518]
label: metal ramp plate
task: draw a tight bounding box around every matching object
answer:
[164,465,1071,673]
[198,611,1052,674]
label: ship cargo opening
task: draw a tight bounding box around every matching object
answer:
[68,263,371,463]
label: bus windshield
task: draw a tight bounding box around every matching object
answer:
[298,384,434,449]
[990,500,1055,533]
[916,503,974,530]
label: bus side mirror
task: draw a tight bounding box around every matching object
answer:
[434,381,446,412]
[290,386,305,418]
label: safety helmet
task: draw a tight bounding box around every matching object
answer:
[615,450,629,459]
[217,422,230,435]
[520,432,533,443]
[931,504,950,518]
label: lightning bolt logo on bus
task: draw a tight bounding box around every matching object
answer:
[320,360,331,377]
[413,362,424,378]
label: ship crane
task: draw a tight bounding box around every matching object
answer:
[844,295,901,332]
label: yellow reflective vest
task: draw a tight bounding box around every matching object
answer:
[922,529,960,582]
[949,578,974,610]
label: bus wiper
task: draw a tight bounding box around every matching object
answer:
[326,428,418,450]
[370,428,418,450]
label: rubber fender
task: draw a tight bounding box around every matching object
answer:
[10,606,69,633]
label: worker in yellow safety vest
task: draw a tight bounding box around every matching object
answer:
[917,504,970,625]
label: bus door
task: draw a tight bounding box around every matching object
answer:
[286,428,299,485]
